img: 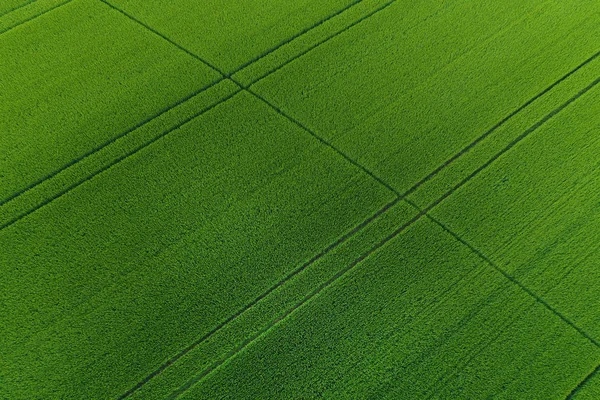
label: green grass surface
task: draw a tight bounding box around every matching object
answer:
[230,0,394,87]
[3,0,600,398]
[254,0,600,194]
[181,217,599,399]
[0,0,70,34]
[127,201,417,400]
[572,372,600,399]
[0,0,33,16]
[0,0,220,203]
[107,0,360,74]
[1,91,393,398]
[432,83,600,341]
[0,79,240,230]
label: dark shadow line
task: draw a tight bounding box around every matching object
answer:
[423,211,600,349]
[0,79,224,209]
[0,0,37,19]
[0,0,71,35]
[419,73,600,214]
[228,0,365,76]
[7,0,598,394]
[168,206,429,399]
[118,195,400,399]
[167,70,600,397]
[0,89,240,232]
[119,72,404,399]
[246,88,401,196]
[245,0,399,87]
[566,363,600,399]
[99,0,225,76]
[400,48,600,199]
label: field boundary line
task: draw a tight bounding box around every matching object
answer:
[403,48,600,200]
[100,0,368,79]
[0,78,225,209]
[125,48,600,398]
[245,39,600,202]
[167,186,600,398]
[1,0,226,209]
[0,88,240,232]
[166,71,600,396]
[421,211,600,399]
[228,0,364,76]
[0,0,72,35]
[9,0,599,395]
[245,87,400,196]
[167,205,431,398]
[118,84,403,399]
[117,195,402,399]
[6,0,597,209]
[248,63,600,214]
[99,0,399,195]
[101,0,398,84]
[98,0,401,195]
[421,210,600,349]
[99,0,226,77]
[6,3,410,397]
[241,0,399,87]
[412,73,600,214]
[243,0,554,89]
[96,2,600,394]
[0,0,37,18]
[566,363,600,399]
[102,8,410,395]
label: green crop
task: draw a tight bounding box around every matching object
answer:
[433,84,600,343]
[0,91,393,398]
[0,0,33,16]
[182,218,599,399]
[108,0,359,74]
[0,0,220,204]
[3,0,600,398]
[254,0,600,194]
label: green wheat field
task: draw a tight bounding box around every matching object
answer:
[2,0,600,398]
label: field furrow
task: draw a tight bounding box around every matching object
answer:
[3,0,600,398]
[432,73,600,348]
[0,0,71,34]
[231,0,402,87]
[409,48,600,207]
[124,201,417,399]
[253,0,600,194]
[0,91,394,398]
[0,0,221,204]
[177,216,600,399]
[106,0,362,74]
[570,365,600,399]
[0,80,239,231]
[0,0,36,18]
